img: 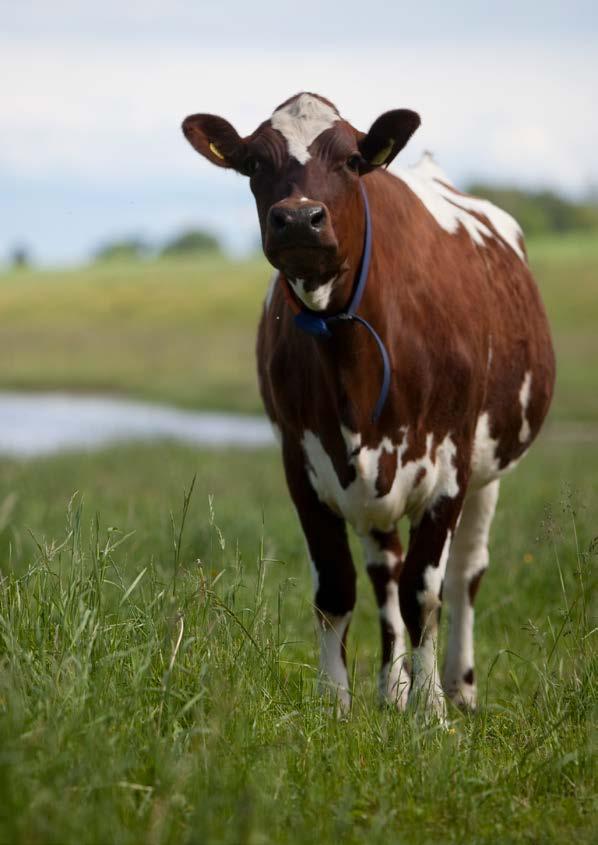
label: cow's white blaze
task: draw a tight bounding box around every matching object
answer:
[518,370,533,443]
[394,153,525,261]
[271,94,339,165]
[443,480,499,709]
[289,275,337,311]
[318,611,351,711]
[301,428,460,535]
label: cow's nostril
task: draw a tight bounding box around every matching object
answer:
[270,208,288,231]
[310,207,326,228]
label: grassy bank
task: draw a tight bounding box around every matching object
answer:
[1,232,598,421]
[0,232,596,842]
[0,439,596,843]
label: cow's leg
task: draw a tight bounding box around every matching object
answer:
[399,497,464,720]
[282,443,356,712]
[442,480,500,710]
[361,530,410,709]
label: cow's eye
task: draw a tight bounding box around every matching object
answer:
[345,154,362,172]
[244,156,261,176]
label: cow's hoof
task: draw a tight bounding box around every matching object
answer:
[318,679,352,718]
[408,683,447,726]
[379,660,410,711]
[444,682,478,712]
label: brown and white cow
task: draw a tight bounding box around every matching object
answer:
[182,93,555,719]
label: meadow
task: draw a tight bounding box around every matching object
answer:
[1,233,597,422]
[0,234,596,843]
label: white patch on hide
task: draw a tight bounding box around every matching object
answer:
[409,531,452,722]
[301,428,459,535]
[442,480,500,708]
[381,579,410,708]
[420,532,452,602]
[289,276,337,311]
[393,152,525,261]
[318,611,351,711]
[471,410,529,488]
[361,534,400,568]
[362,533,408,708]
[271,93,339,165]
[518,371,532,443]
[471,412,500,486]
[340,425,362,457]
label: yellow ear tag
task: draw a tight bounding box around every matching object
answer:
[371,138,395,166]
[209,142,225,160]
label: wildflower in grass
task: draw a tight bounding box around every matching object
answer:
[523,552,535,563]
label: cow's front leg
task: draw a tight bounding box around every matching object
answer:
[282,443,356,712]
[361,530,410,709]
[399,497,463,720]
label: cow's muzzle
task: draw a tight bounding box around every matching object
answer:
[264,199,339,279]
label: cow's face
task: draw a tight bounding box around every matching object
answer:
[182,93,419,310]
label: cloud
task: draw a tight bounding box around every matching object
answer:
[1,31,596,261]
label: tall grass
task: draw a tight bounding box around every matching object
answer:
[0,469,595,844]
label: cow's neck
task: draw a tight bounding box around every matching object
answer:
[285,178,395,429]
[323,259,391,432]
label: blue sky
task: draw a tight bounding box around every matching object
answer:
[2,1,596,265]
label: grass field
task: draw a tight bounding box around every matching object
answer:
[1,232,598,421]
[0,235,597,843]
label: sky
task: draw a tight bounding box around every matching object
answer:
[2,1,597,265]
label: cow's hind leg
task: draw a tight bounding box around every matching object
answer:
[361,530,410,709]
[442,480,500,710]
[400,496,464,720]
[282,443,356,712]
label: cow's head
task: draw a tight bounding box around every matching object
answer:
[182,93,420,310]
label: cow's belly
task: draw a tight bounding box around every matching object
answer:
[301,428,461,535]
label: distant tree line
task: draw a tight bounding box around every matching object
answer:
[465,184,598,238]
[5,187,598,270]
[93,228,221,262]
[93,189,598,263]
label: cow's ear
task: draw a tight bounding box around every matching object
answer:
[358,109,421,168]
[182,113,246,170]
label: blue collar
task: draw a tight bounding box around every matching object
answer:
[287,182,391,424]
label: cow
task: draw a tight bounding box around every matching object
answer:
[182,92,555,719]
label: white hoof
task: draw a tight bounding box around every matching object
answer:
[408,680,447,724]
[443,677,478,711]
[318,677,351,716]
[379,658,410,711]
